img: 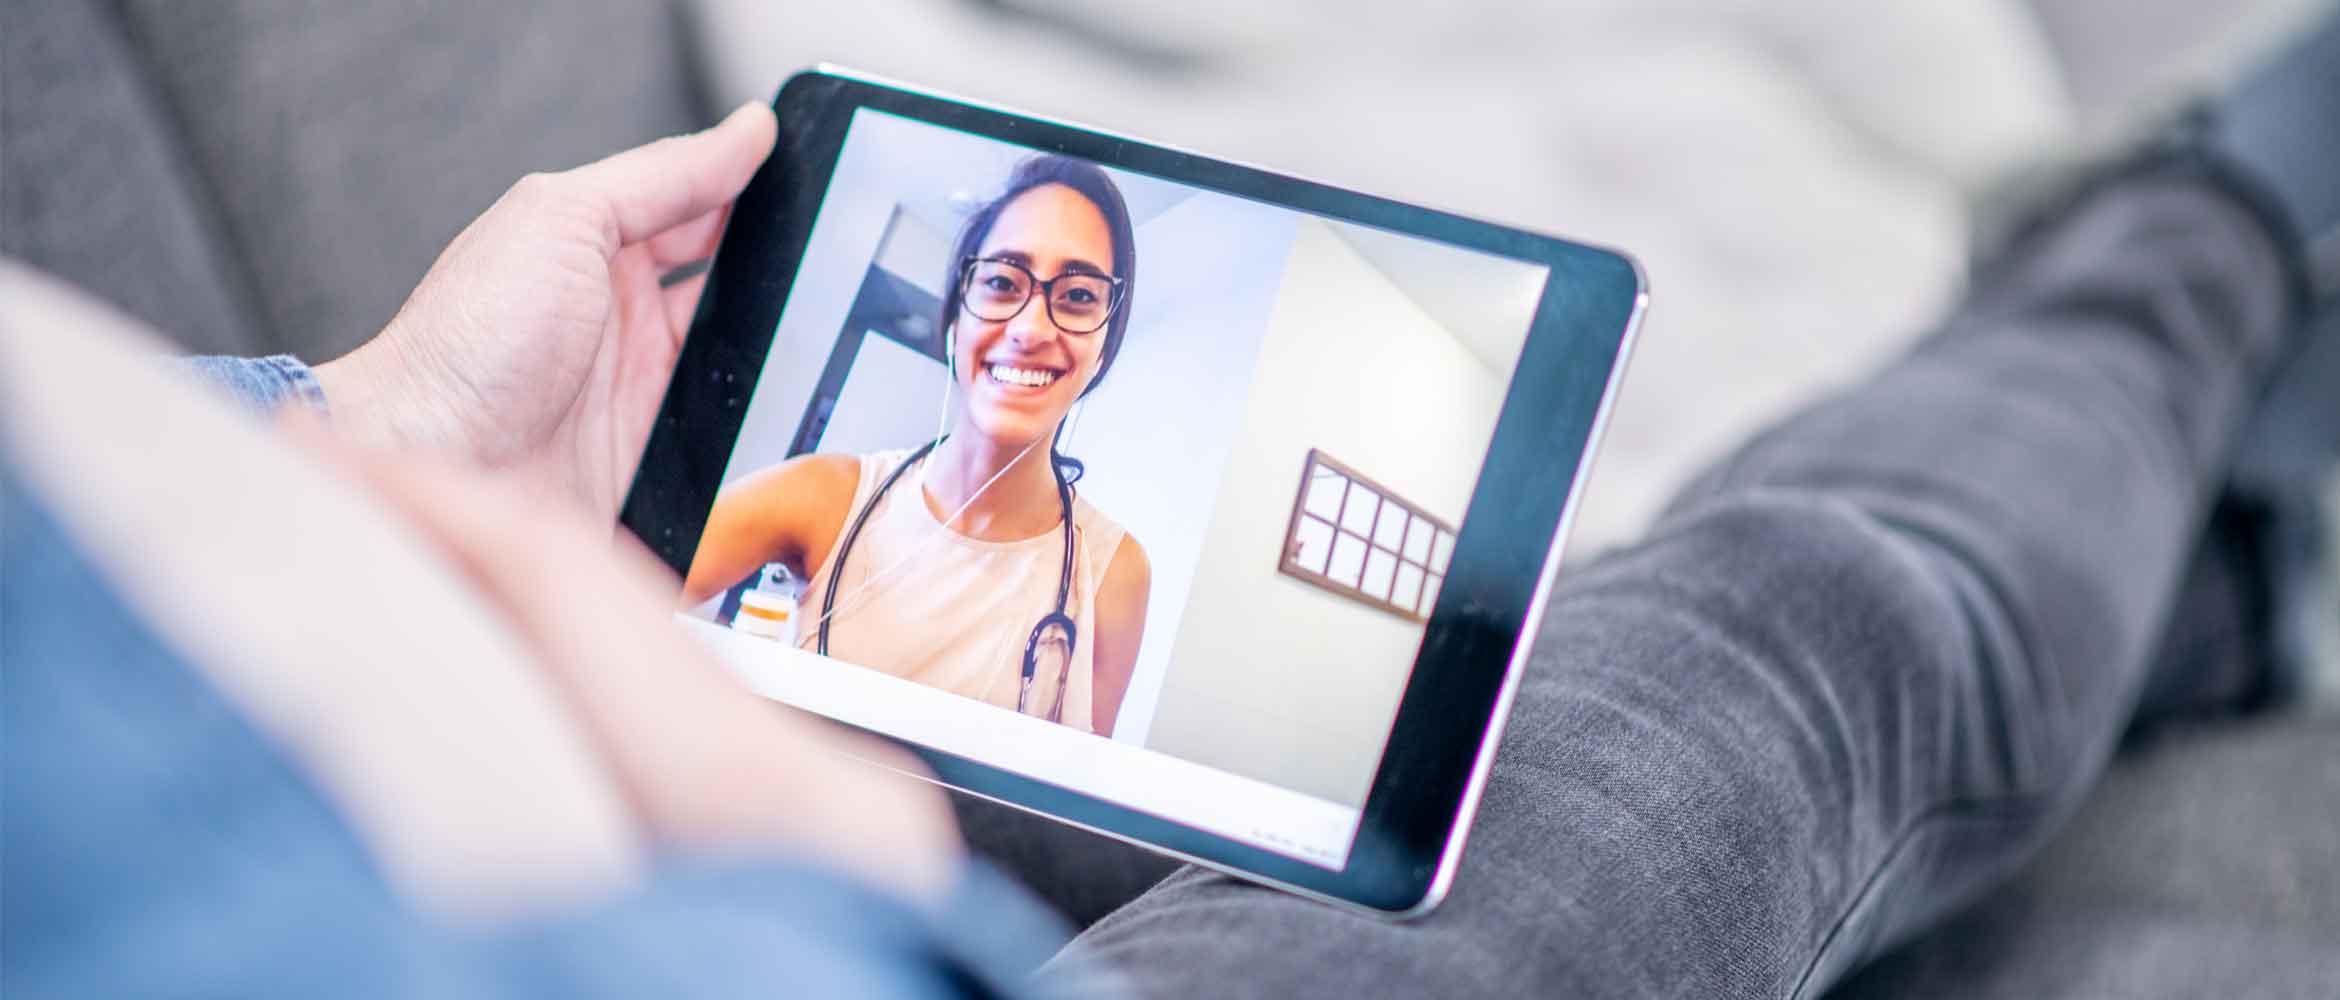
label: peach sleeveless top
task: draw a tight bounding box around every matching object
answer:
[797,449,1127,734]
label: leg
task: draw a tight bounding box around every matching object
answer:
[1049,165,2296,998]
[950,795,1179,929]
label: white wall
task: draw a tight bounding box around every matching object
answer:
[722,118,920,483]
[821,334,952,458]
[1141,217,1509,806]
[873,208,953,297]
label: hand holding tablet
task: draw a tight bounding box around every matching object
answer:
[622,69,1646,915]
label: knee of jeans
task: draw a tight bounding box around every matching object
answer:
[1641,489,2056,790]
[1653,488,1974,651]
[1539,490,2027,805]
[1445,496,1978,992]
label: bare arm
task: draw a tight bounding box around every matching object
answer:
[1089,535,1151,738]
[680,454,861,606]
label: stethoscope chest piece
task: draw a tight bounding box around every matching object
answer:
[1020,611,1079,723]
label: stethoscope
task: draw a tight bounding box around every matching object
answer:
[815,435,1080,723]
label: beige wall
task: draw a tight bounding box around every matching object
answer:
[1142,218,1507,805]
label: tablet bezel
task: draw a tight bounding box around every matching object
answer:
[620,68,1647,916]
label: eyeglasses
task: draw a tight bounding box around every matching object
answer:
[957,256,1125,335]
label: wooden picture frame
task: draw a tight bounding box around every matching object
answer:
[1277,449,1455,623]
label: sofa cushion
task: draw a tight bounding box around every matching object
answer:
[105,0,709,361]
[2,3,270,356]
[1835,714,2340,997]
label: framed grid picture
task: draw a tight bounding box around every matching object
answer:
[1278,449,1455,623]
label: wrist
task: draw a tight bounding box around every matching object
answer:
[312,323,470,454]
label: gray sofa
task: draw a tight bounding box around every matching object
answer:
[6,3,2333,995]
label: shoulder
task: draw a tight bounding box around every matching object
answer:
[713,453,865,535]
[1070,496,1144,575]
[1101,533,1151,601]
[790,452,867,496]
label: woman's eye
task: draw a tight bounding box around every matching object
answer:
[1061,288,1097,305]
[982,276,1019,293]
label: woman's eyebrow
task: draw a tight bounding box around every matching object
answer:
[982,249,1109,277]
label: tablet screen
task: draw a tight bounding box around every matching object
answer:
[676,107,1547,870]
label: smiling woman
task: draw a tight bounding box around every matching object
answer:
[683,156,1153,737]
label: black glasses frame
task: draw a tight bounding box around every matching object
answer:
[957,256,1126,334]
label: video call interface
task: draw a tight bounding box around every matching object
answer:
[679,107,1549,867]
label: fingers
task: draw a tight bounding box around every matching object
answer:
[662,271,709,338]
[609,243,685,361]
[648,204,730,271]
[323,443,691,676]
[563,101,776,252]
[643,191,728,346]
[300,438,962,901]
[338,445,824,823]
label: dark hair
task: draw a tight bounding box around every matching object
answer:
[940,154,1136,485]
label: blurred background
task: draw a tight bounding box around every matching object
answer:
[696,0,2340,711]
[680,0,2330,556]
[5,1,2334,994]
[18,0,2330,554]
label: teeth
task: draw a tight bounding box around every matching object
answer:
[986,363,1060,388]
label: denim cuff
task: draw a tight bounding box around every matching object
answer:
[502,855,1106,999]
[184,355,328,417]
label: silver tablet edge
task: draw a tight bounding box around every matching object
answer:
[806,64,1649,270]
[1398,269,1651,920]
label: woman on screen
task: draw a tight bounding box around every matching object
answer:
[683,155,1152,738]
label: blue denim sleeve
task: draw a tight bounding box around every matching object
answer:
[467,859,1102,999]
[184,355,329,415]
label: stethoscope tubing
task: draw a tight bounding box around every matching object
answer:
[816,436,1080,722]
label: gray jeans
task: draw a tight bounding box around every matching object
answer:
[965,168,2297,998]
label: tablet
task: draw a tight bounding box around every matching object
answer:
[621,68,1646,917]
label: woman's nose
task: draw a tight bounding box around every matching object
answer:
[1004,294,1065,347]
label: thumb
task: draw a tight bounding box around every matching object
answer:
[560,101,778,251]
